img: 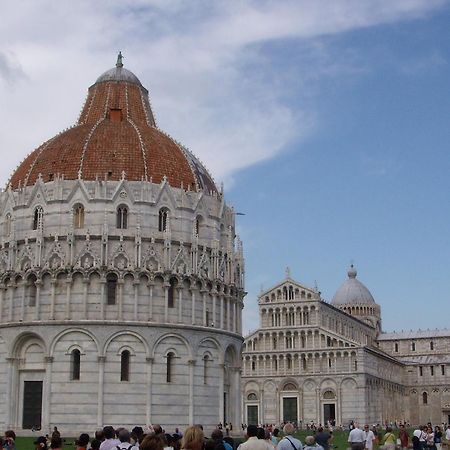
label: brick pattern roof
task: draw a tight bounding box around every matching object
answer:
[9,74,217,193]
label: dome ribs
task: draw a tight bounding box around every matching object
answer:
[9,64,218,192]
[125,84,148,180]
[78,85,111,178]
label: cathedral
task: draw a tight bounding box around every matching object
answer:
[241,267,450,427]
[0,56,244,434]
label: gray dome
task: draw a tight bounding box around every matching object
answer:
[331,265,375,305]
[95,66,142,86]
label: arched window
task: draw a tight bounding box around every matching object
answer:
[166,352,174,382]
[73,204,85,229]
[168,278,176,308]
[287,356,292,369]
[4,213,11,237]
[106,273,118,305]
[203,355,209,384]
[116,205,128,229]
[71,349,81,380]
[121,350,130,382]
[33,206,44,230]
[394,342,399,352]
[27,275,37,306]
[422,392,428,404]
[158,208,169,232]
[430,341,434,350]
[411,341,416,351]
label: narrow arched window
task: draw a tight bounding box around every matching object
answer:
[4,213,11,237]
[158,208,168,232]
[121,350,130,382]
[33,206,44,230]
[422,392,428,404]
[71,349,81,380]
[430,341,434,350]
[116,205,128,229]
[28,275,37,307]
[74,204,85,229]
[203,355,209,384]
[166,352,174,382]
[106,273,118,305]
[168,278,176,308]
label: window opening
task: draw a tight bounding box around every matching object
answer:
[106,273,118,305]
[121,350,130,382]
[117,206,128,229]
[71,349,81,380]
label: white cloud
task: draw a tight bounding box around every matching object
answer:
[0,0,445,187]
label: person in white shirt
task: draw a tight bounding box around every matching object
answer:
[445,426,450,445]
[348,423,365,450]
[363,425,375,450]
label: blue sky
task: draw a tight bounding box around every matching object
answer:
[1,0,449,334]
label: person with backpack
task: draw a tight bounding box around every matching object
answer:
[116,430,139,450]
[277,423,302,450]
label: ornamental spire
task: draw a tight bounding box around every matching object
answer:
[116,51,124,68]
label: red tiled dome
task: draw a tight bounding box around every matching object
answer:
[9,60,217,193]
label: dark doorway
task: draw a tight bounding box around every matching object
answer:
[283,397,298,423]
[247,405,258,425]
[323,403,336,424]
[22,381,43,429]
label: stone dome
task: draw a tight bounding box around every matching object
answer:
[8,56,217,194]
[331,265,375,305]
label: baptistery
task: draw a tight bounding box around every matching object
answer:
[0,55,245,434]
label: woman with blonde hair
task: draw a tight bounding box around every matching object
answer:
[181,427,204,450]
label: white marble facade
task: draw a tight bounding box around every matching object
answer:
[242,270,450,427]
[0,58,247,435]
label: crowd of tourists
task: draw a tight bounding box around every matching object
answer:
[2,420,450,450]
[347,422,450,450]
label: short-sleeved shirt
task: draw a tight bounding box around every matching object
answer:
[277,436,303,450]
[364,430,375,450]
[348,429,365,443]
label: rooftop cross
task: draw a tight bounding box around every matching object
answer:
[116,51,124,68]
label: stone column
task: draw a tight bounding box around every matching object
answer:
[50,278,57,320]
[316,387,321,424]
[233,367,242,429]
[148,282,154,321]
[164,283,169,323]
[35,280,42,321]
[5,357,16,428]
[133,281,139,321]
[146,357,154,424]
[0,285,4,322]
[65,276,72,320]
[118,279,124,321]
[100,277,106,320]
[20,281,26,321]
[202,291,207,326]
[82,277,89,318]
[212,292,217,326]
[178,287,183,323]
[97,356,106,427]
[188,359,195,425]
[260,388,265,425]
[219,363,225,424]
[8,282,14,322]
[219,293,224,329]
[190,287,196,325]
[43,356,54,431]
[226,295,230,330]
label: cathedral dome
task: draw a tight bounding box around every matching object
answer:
[8,55,217,194]
[331,265,375,305]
